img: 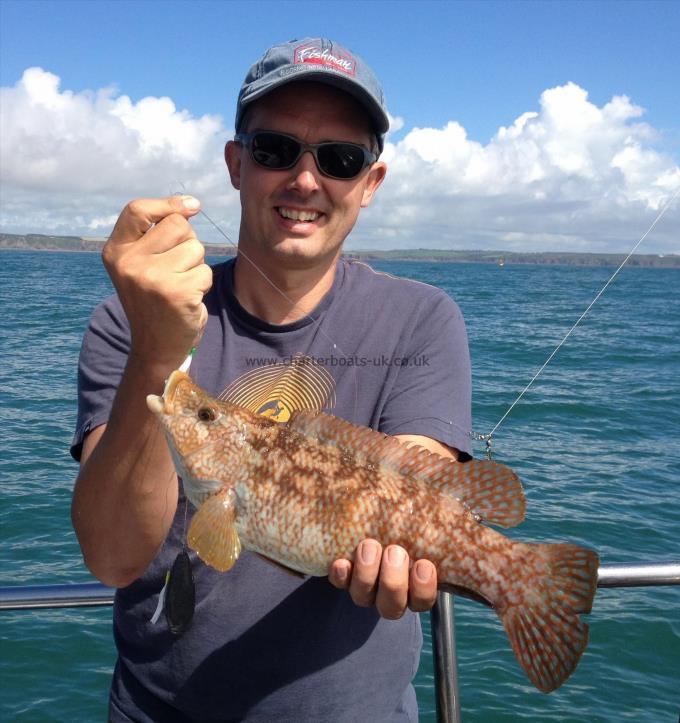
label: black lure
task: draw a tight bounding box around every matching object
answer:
[165,550,195,635]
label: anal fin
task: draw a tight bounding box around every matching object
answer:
[188,489,242,572]
[438,582,494,608]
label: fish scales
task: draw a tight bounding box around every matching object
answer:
[240,427,417,572]
[237,421,467,573]
[147,371,599,693]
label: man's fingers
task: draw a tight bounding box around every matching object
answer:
[142,211,206,256]
[192,263,214,296]
[375,545,409,619]
[109,196,201,247]
[408,559,438,613]
[348,539,382,607]
[331,544,438,619]
[328,559,352,589]
[193,302,209,348]
[162,238,207,273]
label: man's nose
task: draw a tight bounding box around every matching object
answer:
[286,151,321,194]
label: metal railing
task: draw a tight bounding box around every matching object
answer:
[0,582,114,610]
[1,561,679,722]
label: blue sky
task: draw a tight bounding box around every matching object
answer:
[1,0,679,251]
[3,0,679,146]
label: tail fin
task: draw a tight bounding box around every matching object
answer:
[501,543,599,693]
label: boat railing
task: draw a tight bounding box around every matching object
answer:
[1,561,678,722]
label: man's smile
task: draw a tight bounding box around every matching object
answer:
[276,206,322,222]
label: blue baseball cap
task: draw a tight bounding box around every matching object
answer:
[236,38,390,152]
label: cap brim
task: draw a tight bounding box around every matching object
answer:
[238,70,389,137]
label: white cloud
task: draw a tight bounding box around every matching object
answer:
[87,214,119,230]
[386,111,404,135]
[1,69,678,252]
[0,68,240,241]
[360,82,679,252]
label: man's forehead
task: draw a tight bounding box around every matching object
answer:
[245,82,373,137]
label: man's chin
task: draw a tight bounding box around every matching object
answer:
[268,238,341,269]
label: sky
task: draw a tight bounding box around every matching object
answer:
[1,0,679,253]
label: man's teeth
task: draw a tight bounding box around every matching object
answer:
[278,207,320,222]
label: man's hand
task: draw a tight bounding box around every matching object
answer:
[328,541,438,619]
[102,195,213,376]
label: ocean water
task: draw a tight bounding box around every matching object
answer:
[0,250,678,722]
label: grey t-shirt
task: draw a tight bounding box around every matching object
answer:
[73,258,471,722]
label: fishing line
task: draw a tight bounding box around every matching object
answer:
[475,184,680,458]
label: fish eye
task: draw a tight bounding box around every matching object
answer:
[197,406,218,422]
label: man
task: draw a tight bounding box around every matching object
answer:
[72,38,472,721]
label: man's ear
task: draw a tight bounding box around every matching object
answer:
[360,162,387,208]
[225,141,242,190]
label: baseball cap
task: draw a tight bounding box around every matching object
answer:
[236,38,390,152]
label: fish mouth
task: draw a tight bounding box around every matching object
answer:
[146,370,192,415]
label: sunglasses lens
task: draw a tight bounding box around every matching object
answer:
[318,143,366,179]
[246,133,370,179]
[251,133,301,169]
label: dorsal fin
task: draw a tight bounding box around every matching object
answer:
[287,411,525,528]
[425,458,525,527]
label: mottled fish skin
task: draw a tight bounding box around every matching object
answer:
[147,371,599,694]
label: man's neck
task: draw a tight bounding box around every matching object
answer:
[232,251,340,325]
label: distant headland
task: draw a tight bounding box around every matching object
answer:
[1,232,678,268]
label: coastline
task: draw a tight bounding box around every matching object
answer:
[1,232,678,268]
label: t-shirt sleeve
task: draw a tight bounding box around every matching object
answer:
[378,289,472,457]
[70,295,130,461]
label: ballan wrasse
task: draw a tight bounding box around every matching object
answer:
[147,371,599,693]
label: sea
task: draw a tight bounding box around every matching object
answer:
[1,250,678,722]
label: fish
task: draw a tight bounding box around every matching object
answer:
[147,370,599,693]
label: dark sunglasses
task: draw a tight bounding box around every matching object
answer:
[234,131,377,180]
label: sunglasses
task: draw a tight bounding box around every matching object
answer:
[234,131,377,180]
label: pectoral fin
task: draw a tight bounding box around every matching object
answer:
[187,489,242,572]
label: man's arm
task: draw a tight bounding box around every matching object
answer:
[71,196,212,588]
[73,368,177,588]
[328,434,459,619]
